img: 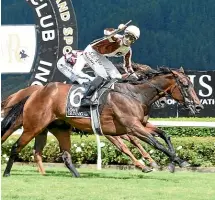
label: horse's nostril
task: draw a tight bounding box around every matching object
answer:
[160,100,166,105]
[195,105,204,111]
[159,97,167,105]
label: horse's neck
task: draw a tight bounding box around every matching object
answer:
[114,75,171,106]
[136,84,161,106]
[136,75,171,105]
[114,82,160,106]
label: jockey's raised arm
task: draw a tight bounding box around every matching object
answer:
[103,28,120,42]
[123,49,133,73]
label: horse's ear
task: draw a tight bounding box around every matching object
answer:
[179,66,184,73]
[159,66,171,73]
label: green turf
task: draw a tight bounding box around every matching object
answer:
[1,165,215,200]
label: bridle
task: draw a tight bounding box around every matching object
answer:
[132,68,194,108]
[169,70,194,108]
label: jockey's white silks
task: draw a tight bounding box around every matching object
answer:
[57,57,77,82]
[57,55,94,84]
[83,45,122,80]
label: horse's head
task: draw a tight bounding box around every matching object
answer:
[161,67,204,115]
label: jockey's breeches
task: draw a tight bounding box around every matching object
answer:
[83,45,122,80]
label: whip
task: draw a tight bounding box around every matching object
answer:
[91,20,132,46]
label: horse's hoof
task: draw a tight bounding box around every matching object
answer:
[3,173,10,177]
[168,162,175,173]
[179,161,190,168]
[142,166,153,173]
[150,162,160,170]
[73,172,80,178]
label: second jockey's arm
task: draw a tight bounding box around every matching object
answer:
[104,28,119,42]
[123,49,134,73]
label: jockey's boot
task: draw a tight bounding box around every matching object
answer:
[81,76,104,107]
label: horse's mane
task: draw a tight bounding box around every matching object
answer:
[115,62,184,85]
[119,65,182,85]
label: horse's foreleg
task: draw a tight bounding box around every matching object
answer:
[105,135,152,173]
[123,119,183,172]
[62,151,80,177]
[145,122,175,153]
[51,128,80,177]
[145,122,190,168]
[121,135,159,169]
[33,131,48,175]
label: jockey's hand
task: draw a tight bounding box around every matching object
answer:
[127,66,135,73]
[122,72,138,80]
[118,24,127,30]
[129,72,138,80]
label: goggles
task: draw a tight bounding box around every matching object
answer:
[124,33,136,43]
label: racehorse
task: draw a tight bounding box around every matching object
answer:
[2,71,165,175]
[2,88,159,174]
[2,67,203,177]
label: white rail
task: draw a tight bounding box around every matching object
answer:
[148,120,215,128]
[7,120,215,135]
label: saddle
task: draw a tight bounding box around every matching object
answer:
[66,79,117,135]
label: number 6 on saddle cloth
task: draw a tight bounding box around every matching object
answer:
[66,76,117,135]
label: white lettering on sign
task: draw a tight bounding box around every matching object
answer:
[199,75,213,97]
[56,0,71,21]
[42,30,55,41]
[35,3,48,18]
[40,15,54,28]
[188,74,213,97]
[200,99,214,105]
[63,27,74,54]
[34,3,56,41]
[31,60,52,85]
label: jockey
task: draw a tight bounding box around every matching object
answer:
[79,22,141,106]
[57,50,95,85]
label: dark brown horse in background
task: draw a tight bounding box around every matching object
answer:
[2,67,203,177]
[2,82,164,174]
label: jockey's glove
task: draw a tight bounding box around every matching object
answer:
[118,24,127,30]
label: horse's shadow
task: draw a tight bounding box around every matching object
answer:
[3,169,177,182]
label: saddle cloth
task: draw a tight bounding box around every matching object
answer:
[66,79,117,118]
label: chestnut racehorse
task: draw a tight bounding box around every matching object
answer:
[2,67,203,177]
[2,84,163,174]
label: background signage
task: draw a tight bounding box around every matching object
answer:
[1,26,36,73]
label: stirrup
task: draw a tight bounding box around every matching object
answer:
[81,98,98,107]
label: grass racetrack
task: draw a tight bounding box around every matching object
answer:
[1,164,215,200]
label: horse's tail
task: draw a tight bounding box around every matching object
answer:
[1,96,30,138]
